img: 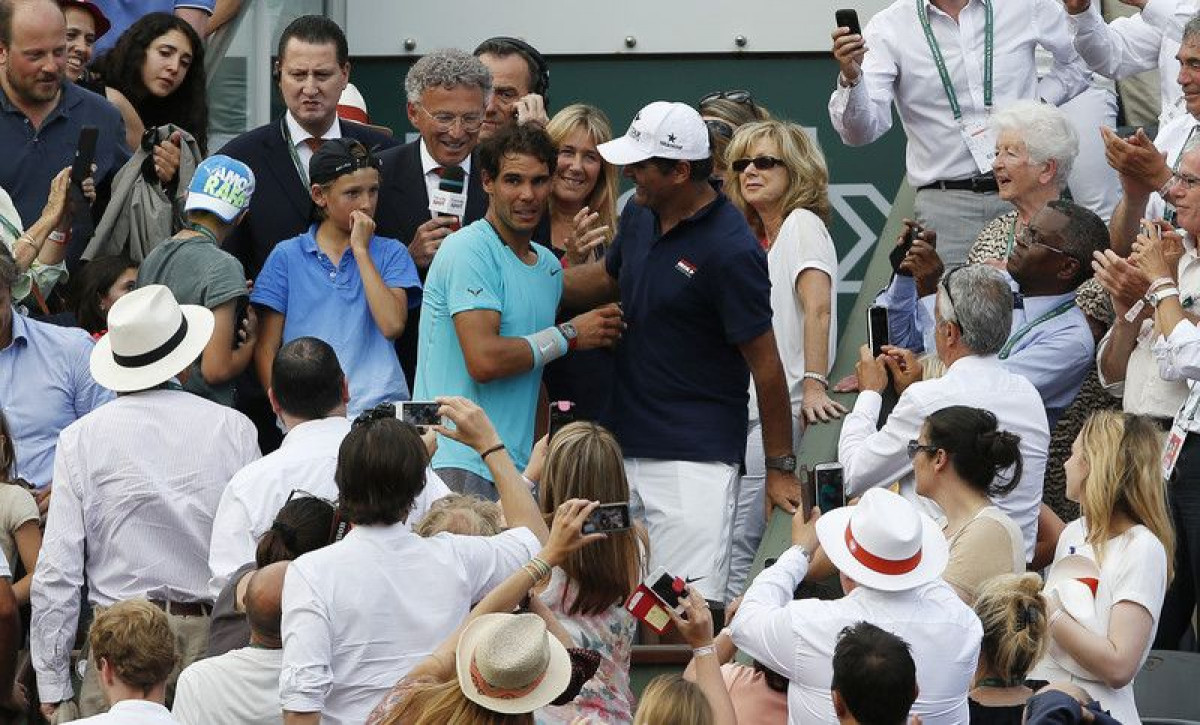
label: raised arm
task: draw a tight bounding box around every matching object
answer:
[434,396,549,541]
[350,212,407,339]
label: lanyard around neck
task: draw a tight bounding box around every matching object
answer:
[997,298,1075,359]
[917,0,993,121]
[281,118,310,187]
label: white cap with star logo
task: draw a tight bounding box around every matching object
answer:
[597,101,711,165]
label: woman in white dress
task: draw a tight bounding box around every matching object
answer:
[723,120,842,601]
[1034,411,1174,724]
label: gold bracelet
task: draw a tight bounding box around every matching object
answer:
[15,235,39,253]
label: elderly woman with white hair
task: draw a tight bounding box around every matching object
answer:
[968,100,1119,555]
[967,100,1079,263]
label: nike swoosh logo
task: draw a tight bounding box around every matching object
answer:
[550,269,560,276]
[467,287,482,296]
[538,341,556,356]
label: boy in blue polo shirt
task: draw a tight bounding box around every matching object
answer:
[251,139,421,415]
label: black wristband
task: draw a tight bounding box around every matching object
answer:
[480,443,506,460]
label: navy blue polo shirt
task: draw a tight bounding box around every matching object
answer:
[604,191,771,464]
[0,82,129,269]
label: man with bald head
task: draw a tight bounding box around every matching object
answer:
[0,0,128,267]
[172,562,288,724]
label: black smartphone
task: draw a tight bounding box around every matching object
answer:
[867,305,889,358]
[582,502,631,534]
[648,568,686,611]
[815,462,846,513]
[889,225,920,274]
[70,125,99,187]
[231,296,249,350]
[835,8,862,36]
[548,400,577,440]
[400,401,441,427]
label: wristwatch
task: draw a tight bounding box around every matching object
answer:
[764,454,797,473]
[557,322,578,350]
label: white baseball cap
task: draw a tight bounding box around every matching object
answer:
[598,101,711,165]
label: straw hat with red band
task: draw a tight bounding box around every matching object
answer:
[57,0,112,38]
[456,612,571,714]
[815,488,949,592]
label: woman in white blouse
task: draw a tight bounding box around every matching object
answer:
[723,120,841,600]
[1033,411,1174,724]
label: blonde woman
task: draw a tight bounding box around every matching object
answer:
[970,573,1049,723]
[1032,412,1174,724]
[545,105,618,266]
[542,105,621,422]
[536,422,646,725]
[723,120,842,600]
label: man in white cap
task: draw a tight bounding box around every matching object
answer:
[563,100,799,604]
[730,489,982,725]
[31,284,260,720]
[137,154,257,407]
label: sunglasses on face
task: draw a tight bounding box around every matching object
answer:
[731,156,786,173]
[906,440,939,459]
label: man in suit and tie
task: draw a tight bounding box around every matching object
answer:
[376,48,492,382]
[218,15,397,278]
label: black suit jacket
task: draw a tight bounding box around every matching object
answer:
[375,139,488,253]
[375,139,489,383]
[218,118,398,277]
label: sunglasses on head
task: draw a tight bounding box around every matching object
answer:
[283,489,346,544]
[700,89,755,106]
[731,156,786,173]
[705,119,734,140]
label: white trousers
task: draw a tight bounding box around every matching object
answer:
[624,458,739,603]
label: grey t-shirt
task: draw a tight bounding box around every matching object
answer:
[137,234,247,406]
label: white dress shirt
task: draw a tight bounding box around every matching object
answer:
[829,0,1090,187]
[1067,0,1196,126]
[280,523,539,724]
[31,389,261,702]
[1153,318,1200,433]
[207,416,452,596]
[73,699,179,724]
[838,355,1050,561]
[284,112,343,184]
[880,274,1095,428]
[1098,237,1200,417]
[173,646,282,725]
[419,138,473,214]
[730,546,983,725]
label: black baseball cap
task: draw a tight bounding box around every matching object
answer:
[308,139,381,186]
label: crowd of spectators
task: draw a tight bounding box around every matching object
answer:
[0,0,1199,723]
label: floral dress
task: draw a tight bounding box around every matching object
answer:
[536,569,636,725]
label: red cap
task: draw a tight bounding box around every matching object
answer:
[58,0,112,39]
